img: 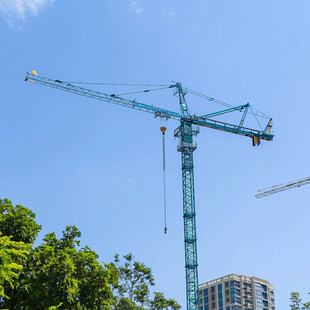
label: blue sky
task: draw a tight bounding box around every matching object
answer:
[1,1,310,309]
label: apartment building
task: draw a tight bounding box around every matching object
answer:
[198,273,275,310]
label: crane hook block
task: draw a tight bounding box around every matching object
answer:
[160,126,167,134]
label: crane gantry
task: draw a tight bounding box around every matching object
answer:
[25,71,274,310]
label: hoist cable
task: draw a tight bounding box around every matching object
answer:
[186,89,271,120]
[160,127,167,234]
[115,86,173,97]
[250,105,263,130]
[64,81,171,87]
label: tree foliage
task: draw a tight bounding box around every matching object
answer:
[0,198,181,309]
[290,292,310,310]
[0,234,29,298]
[113,254,181,310]
[0,198,41,244]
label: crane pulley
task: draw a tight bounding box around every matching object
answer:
[25,71,274,310]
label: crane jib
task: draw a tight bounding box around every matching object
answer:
[25,72,273,143]
[25,73,181,121]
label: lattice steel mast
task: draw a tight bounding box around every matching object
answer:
[25,72,274,310]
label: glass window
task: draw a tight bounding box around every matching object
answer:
[199,290,202,296]
[225,282,229,288]
[230,281,235,288]
[226,307,230,310]
[218,284,223,292]
[225,290,229,296]
[231,297,235,304]
[263,300,268,307]
[218,292,223,300]
[199,299,202,304]
[262,292,267,299]
[212,294,215,301]
[226,298,230,303]
[204,288,208,296]
[199,307,203,310]
[262,285,267,292]
[219,300,223,307]
[204,297,209,304]
[204,305,209,310]
[211,286,215,294]
[212,302,216,309]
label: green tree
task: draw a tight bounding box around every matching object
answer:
[148,292,181,310]
[113,254,181,310]
[0,198,39,306]
[0,198,41,244]
[290,292,310,310]
[10,226,118,310]
[113,253,155,308]
[0,198,181,309]
[0,234,29,298]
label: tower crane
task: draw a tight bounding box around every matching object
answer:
[256,176,310,198]
[25,71,274,310]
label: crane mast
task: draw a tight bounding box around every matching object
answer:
[25,72,274,310]
[175,85,200,309]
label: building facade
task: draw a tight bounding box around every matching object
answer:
[198,273,275,310]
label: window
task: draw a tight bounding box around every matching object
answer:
[226,297,230,303]
[204,305,209,310]
[262,292,267,300]
[262,285,267,292]
[218,284,223,292]
[236,298,241,304]
[225,290,229,296]
[230,281,235,288]
[204,297,209,304]
[212,294,215,301]
[199,307,203,310]
[263,300,268,307]
[212,302,216,309]
[204,288,208,296]
[199,299,202,304]
[225,282,229,288]
[219,300,223,307]
[231,297,235,304]
[211,286,215,294]
[226,307,230,310]
[199,290,202,296]
[218,292,223,300]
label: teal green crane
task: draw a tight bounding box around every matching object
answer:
[25,71,274,310]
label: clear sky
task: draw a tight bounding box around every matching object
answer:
[1,1,310,309]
